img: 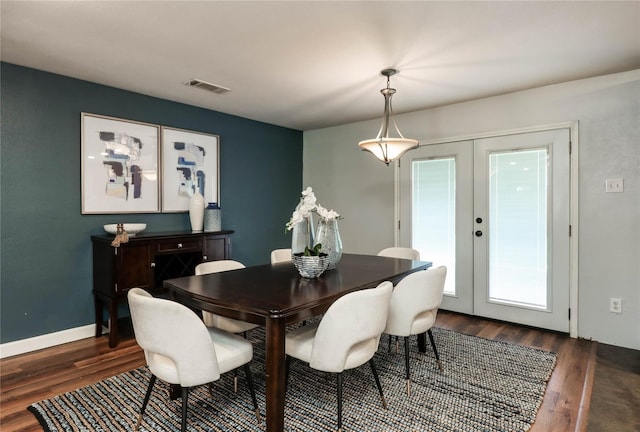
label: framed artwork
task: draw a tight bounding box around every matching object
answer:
[81,113,160,214]
[161,127,219,212]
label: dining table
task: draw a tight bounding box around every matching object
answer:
[163,252,432,432]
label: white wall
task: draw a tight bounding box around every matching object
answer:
[303,70,640,350]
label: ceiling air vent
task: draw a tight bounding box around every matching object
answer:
[183,79,230,94]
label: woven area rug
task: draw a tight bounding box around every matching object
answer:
[29,327,556,431]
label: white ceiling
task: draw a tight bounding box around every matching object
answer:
[2,1,639,131]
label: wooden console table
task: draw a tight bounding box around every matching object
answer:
[91,230,233,347]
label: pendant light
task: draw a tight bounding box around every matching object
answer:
[358,68,419,165]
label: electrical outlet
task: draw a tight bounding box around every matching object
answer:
[609,297,622,314]
[605,178,624,193]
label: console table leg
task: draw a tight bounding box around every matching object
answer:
[108,298,119,348]
[94,296,103,338]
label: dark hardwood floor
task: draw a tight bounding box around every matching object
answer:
[0,310,596,432]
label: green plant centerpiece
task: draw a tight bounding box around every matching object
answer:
[295,243,327,258]
[292,243,328,277]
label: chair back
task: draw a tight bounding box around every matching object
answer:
[271,248,292,264]
[195,260,245,275]
[310,281,393,372]
[194,260,254,331]
[127,288,221,387]
[385,266,447,337]
[377,247,420,260]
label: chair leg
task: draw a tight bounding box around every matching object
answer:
[404,336,412,396]
[387,335,401,353]
[427,329,444,371]
[337,372,343,432]
[135,374,157,431]
[243,364,262,424]
[368,359,387,409]
[180,387,189,432]
[233,369,238,393]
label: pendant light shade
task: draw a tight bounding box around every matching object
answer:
[358,68,419,165]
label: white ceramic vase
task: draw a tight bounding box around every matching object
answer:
[189,191,205,232]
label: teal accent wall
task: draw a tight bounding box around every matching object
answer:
[0,62,303,343]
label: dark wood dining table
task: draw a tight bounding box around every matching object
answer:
[163,253,432,432]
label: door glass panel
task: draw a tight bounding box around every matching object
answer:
[412,158,456,295]
[488,148,548,308]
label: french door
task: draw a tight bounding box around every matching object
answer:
[399,129,571,332]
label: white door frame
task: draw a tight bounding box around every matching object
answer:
[394,121,579,338]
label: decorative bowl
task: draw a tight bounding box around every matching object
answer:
[292,254,329,278]
[103,223,147,236]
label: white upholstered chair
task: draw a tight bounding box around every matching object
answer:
[377,247,421,261]
[285,281,393,431]
[384,266,447,396]
[195,260,259,335]
[127,288,260,432]
[270,248,292,264]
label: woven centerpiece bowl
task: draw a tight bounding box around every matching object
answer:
[292,255,329,278]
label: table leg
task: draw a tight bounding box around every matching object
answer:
[264,317,286,432]
[169,384,181,400]
[417,332,426,353]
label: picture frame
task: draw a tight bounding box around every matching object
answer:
[161,127,219,212]
[81,113,160,214]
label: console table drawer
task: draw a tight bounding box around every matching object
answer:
[156,238,202,253]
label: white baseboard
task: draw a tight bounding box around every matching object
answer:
[0,324,105,359]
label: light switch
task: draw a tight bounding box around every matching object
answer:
[605,178,624,193]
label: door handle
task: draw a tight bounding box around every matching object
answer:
[475,230,483,237]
